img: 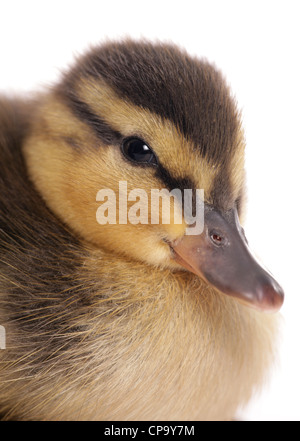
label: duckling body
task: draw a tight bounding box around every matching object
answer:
[0,41,282,420]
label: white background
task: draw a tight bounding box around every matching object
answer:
[1,0,299,421]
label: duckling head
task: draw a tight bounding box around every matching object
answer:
[23,40,284,312]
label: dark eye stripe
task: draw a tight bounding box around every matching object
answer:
[61,92,123,146]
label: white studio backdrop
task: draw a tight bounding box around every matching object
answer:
[1,0,299,421]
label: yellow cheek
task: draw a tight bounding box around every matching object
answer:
[24,127,186,268]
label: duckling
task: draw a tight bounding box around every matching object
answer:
[0,40,284,421]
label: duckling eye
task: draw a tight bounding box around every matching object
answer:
[210,231,226,246]
[121,138,157,165]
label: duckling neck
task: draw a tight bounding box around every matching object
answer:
[76,248,279,420]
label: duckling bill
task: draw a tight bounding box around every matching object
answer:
[171,204,283,312]
[0,40,284,420]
